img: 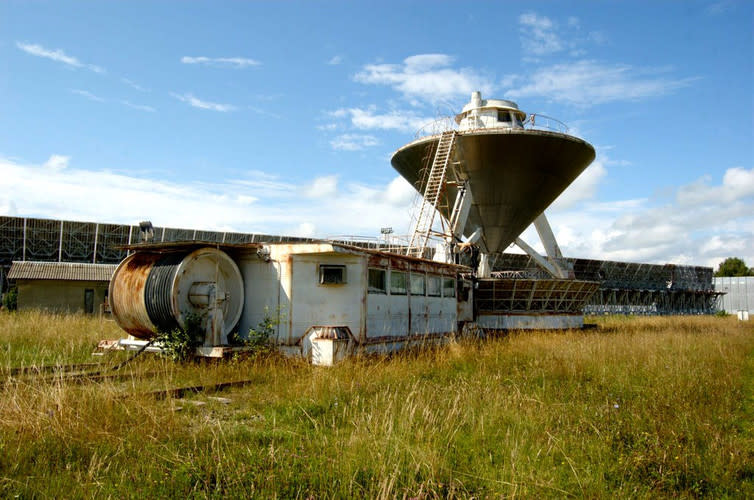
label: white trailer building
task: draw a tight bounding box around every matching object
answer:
[109,242,472,365]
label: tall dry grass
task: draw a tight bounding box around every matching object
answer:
[0,311,751,498]
[0,310,122,367]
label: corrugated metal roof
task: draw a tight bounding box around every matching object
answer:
[8,261,117,282]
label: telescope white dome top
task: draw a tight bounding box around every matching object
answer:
[454,91,527,130]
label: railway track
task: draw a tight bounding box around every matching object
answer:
[4,362,103,377]
[3,341,261,401]
[3,339,157,385]
[3,363,158,385]
[143,378,260,400]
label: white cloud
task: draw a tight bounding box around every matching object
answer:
[43,155,70,171]
[542,166,754,266]
[248,106,281,119]
[329,106,433,133]
[677,167,754,206]
[181,56,260,68]
[71,89,105,102]
[231,170,295,194]
[122,78,148,92]
[121,100,156,112]
[505,60,696,106]
[384,176,416,205]
[304,176,338,198]
[519,12,563,57]
[316,123,338,131]
[171,93,236,112]
[294,222,317,237]
[235,194,256,205]
[327,55,343,65]
[17,42,81,66]
[329,134,379,151]
[16,42,105,73]
[517,13,601,60]
[69,90,155,112]
[0,199,17,217]
[588,31,608,45]
[549,153,607,211]
[354,53,494,102]
[0,156,417,238]
[706,1,735,15]
[328,109,348,118]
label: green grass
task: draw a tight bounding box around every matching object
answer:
[0,311,752,498]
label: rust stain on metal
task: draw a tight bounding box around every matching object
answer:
[368,255,390,268]
[305,325,354,341]
[109,252,160,338]
[360,331,450,345]
[366,252,460,276]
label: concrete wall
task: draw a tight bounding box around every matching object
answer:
[16,280,108,313]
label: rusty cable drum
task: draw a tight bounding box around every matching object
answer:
[144,253,185,333]
[109,247,244,342]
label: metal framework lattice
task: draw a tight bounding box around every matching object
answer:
[0,216,320,292]
[494,252,719,315]
[475,278,600,314]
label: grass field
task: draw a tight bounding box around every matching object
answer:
[0,311,752,498]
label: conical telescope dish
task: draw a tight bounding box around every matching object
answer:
[391,127,595,254]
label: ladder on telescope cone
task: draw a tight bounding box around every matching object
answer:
[407,130,457,258]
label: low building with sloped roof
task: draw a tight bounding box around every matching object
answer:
[8,261,117,313]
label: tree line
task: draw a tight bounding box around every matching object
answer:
[715,257,754,277]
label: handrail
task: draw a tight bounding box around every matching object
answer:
[413,113,571,138]
[414,116,457,139]
[524,113,569,134]
[327,235,380,244]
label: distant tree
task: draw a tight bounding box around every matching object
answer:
[714,257,754,277]
[1,287,17,311]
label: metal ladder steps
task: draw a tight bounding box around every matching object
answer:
[407,131,457,257]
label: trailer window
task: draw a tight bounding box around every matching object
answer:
[442,277,456,298]
[498,110,512,123]
[390,271,407,295]
[427,275,441,296]
[368,268,387,294]
[320,265,346,285]
[410,273,426,296]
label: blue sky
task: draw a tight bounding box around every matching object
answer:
[1,0,752,268]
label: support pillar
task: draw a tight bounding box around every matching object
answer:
[478,253,491,278]
[515,212,572,279]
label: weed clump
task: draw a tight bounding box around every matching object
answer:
[155,312,203,362]
[229,309,280,359]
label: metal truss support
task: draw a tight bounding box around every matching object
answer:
[514,212,571,279]
[448,180,473,242]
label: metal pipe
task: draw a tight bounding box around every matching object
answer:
[93,223,99,263]
[22,218,26,261]
[58,220,64,262]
